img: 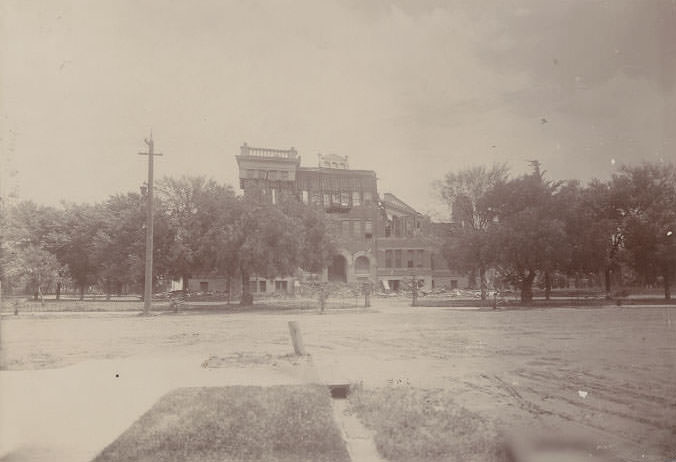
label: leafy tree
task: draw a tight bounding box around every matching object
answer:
[198,190,337,305]
[487,163,570,302]
[436,164,508,299]
[156,176,237,287]
[613,163,676,299]
[0,200,10,292]
[234,195,305,305]
[4,245,63,300]
[0,200,64,295]
[278,195,337,274]
[92,192,146,299]
[572,179,627,296]
[196,192,242,303]
[3,200,60,249]
[49,203,104,299]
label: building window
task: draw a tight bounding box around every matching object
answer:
[258,170,266,179]
[341,192,350,207]
[355,255,370,274]
[332,192,340,205]
[416,249,424,268]
[364,191,373,205]
[342,221,351,236]
[393,216,402,237]
[352,220,361,236]
[302,190,309,204]
[275,280,288,291]
[269,170,278,181]
[200,281,208,292]
[312,192,322,206]
[259,280,267,292]
[247,169,256,179]
[281,171,289,180]
[385,250,392,268]
[395,249,402,268]
[352,191,361,206]
[450,280,458,290]
[364,220,373,239]
[249,281,258,293]
[407,250,414,268]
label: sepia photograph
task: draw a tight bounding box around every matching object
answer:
[1,1,675,461]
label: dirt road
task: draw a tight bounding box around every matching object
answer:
[1,302,674,461]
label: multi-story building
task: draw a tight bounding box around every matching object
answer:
[230,143,466,295]
[236,144,378,288]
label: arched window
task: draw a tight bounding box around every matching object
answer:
[355,255,370,274]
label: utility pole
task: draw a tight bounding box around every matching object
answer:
[138,133,163,314]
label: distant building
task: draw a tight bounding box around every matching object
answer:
[376,193,463,291]
[188,143,466,295]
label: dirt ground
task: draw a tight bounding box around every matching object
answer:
[1,301,675,461]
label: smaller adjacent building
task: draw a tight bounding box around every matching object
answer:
[375,193,466,291]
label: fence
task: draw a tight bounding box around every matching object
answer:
[0,282,378,314]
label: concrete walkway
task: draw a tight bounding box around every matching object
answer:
[331,399,386,462]
[0,353,317,461]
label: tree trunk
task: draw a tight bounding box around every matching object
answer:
[240,271,253,305]
[226,276,231,305]
[468,269,476,289]
[56,282,61,301]
[665,270,672,301]
[544,271,552,301]
[79,285,85,301]
[604,268,612,298]
[520,271,535,303]
[479,266,487,300]
[33,289,38,301]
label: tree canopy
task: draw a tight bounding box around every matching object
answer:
[438,160,676,301]
[1,176,336,306]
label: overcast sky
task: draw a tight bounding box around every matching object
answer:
[2,0,675,217]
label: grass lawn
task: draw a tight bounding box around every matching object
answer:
[92,385,350,462]
[348,386,508,462]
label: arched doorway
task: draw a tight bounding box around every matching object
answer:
[354,255,370,275]
[328,255,347,282]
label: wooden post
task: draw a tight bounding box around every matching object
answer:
[411,275,417,307]
[138,133,163,315]
[363,282,371,308]
[288,321,306,356]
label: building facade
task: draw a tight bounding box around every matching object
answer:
[229,143,466,295]
[376,193,463,291]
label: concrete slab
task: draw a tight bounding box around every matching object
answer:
[331,400,385,462]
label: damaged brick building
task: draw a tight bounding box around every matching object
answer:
[189,144,467,295]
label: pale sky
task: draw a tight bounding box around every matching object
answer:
[2,0,675,218]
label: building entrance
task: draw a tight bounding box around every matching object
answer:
[328,255,348,282]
